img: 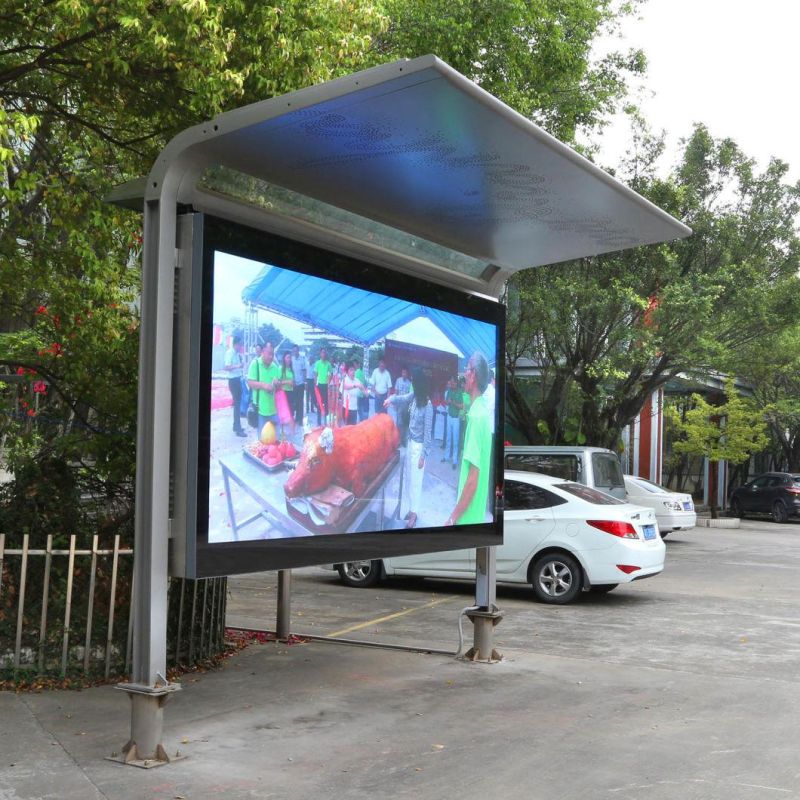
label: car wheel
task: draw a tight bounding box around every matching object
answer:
[772,501,789,524]
[589,584,618,594]
[337,560,382,587]
[530,552,583,604]
[731,498,744,519]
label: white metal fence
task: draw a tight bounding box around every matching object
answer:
[0,533,227,679]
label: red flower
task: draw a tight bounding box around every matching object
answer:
[16,367,25,376]
[33,381,47,394]
[35,306,47,315]
[49,342,63,356]
[27,409,36,417]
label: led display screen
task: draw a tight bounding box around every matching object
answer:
[188,216,503,577]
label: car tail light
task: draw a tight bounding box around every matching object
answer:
[786,487,800,495]
[617,564,642,574]
[587,520,639,539]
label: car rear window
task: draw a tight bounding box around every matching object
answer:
[592,453,624,491]
[557,482,624,505]
[505,480,567,510]
[504,453,580,482]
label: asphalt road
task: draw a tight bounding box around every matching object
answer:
[4,518,800,800]
[228,519,800,685]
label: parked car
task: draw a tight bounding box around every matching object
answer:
[623,476,696,537]
[335,471,665,604]
[729,472,800,523]
[504,446,626,499]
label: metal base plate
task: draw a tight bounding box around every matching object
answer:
[106,743,187,769]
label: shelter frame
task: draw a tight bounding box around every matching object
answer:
[110,55,690,765]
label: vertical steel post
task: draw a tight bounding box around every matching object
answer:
[475,546,496,610]
[276,570,292,641]
[463,547,503,662]
[115,189,185,767]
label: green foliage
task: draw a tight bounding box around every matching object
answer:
[0,0,387,544]
[732,324,800,471]
[506,124,800,448]
[666,379,769,467]
[374,0,644,141]
[256,322,285,351]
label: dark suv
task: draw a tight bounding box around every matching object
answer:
[729,472,800,523]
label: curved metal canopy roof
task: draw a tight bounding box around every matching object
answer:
[109,54,690,298]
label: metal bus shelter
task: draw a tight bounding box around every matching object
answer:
[108,54,690,765]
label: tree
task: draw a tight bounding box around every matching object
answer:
[505,124,800,449]
[0,0,391,678]
[0,1,388,544]
[256,323,285,351]
[374,0,645,142]
[665,379,769,517]
[733,325,800,473]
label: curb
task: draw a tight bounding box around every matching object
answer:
[696,517,741,529]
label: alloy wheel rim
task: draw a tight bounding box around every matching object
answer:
[539,561,573,597]
[346,561,371,581]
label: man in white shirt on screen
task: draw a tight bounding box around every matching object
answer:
[369,358,393,415]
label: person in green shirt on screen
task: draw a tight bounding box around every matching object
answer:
[247,342,282,431]
[445,352,492,526]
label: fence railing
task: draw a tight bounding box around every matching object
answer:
[0,533,227,679]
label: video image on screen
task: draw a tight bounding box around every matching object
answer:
[208,250,498,544]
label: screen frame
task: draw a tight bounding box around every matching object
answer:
[174,211,504,578]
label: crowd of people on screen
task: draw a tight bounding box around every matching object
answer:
[223,337,495,527]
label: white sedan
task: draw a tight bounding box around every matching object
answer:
[624,476,696,537]
[336,471,666,604]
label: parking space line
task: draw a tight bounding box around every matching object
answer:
[326,596,456,638]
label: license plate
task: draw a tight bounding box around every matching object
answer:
[683,502,693,511]
[643,524,657,540]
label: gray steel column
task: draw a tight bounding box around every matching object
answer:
[475,546,496,610]
[116,174,184,766]
[276,570,292,641]
[464,547,503,662]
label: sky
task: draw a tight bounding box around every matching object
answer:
[595,0,800,182]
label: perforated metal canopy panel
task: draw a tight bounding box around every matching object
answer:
[108,55,690,293]
[190,57,689,270]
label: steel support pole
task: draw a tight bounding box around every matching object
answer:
[114,183,186,766]
[276,569,292,641]
[464,547,503,662]
[110,684,184,767]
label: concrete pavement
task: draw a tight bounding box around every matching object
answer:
[3,519,800,799]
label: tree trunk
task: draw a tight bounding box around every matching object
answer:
[708,461,719,519]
